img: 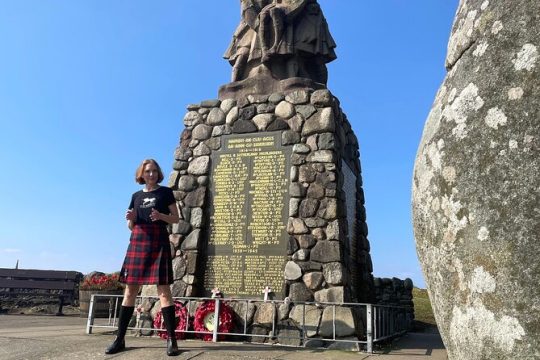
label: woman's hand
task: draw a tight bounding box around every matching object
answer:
[126,209,136,221]
[150,208,162,222]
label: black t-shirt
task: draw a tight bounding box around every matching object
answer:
[128,186,175,225]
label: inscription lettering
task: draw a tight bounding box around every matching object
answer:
[205,133,290,298]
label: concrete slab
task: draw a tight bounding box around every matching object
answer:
[0,315,447,360]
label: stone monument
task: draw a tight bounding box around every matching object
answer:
[167,0,374,307]
[413,0,539,359]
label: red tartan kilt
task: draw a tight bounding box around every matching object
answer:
[119,223,173,285]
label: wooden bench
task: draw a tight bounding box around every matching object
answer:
[0,268,82,315]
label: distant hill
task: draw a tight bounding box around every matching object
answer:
[412,287,438,331]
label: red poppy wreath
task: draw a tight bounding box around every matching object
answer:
[193,300,234,341]
[153,301,189,340]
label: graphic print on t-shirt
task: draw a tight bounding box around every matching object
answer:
[141,197,156,208]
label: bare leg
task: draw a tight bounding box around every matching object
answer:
[157,284,174,307]
[122,284,140,307]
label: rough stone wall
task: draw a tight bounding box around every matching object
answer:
[373,277,414,330]
[413,1,539,359]
[373,277,413,308]
[164,88,374,304]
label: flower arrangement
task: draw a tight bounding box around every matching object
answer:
[80,273,123,291]
[193,300,234,341]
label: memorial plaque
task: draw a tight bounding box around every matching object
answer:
[204,132,291,298]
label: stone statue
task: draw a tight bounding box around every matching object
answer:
[224,0,336,85]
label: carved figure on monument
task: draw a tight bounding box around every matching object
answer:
[224,0,336,85]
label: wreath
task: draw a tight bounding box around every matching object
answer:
[153,301,189,340]
[193,300,234,341]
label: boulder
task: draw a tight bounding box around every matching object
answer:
[289,304,322,337]
[319,306,356,338]
[412,1,540,359]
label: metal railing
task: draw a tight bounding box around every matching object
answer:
[85,294,412,353]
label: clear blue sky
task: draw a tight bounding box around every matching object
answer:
[0,1,458,289]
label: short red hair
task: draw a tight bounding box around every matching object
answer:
[135,159,164,184]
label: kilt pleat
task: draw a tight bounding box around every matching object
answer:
[119,224,173,285]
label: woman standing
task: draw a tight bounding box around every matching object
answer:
[106,159,180,356]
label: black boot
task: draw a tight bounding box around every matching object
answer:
[161,305,180,356]
[105,305,134,354]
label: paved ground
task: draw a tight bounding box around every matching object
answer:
[0,315,447,360]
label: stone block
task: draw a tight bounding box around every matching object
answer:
[304,217,327,228]
[190,207,203,228]
[170,281,187,297]
[323,262,345,285]
[285,90,310,104]
[171,220,191,235]
[289,183,307,197]
[314,287,345,303]
[268,92,285,103]
[276,319,302,346]
[292,249,309,261]
[289,198,300,216]
[302,107,335,136]
[187,156,210,175]
[299,198,319,218]
[183,111,203,127]
[306,150,336,163]
[174,146,192,161]
[299,165,317,183]
[296,104,317,119]
[184,187,206,207]
[287,218,309,235]
[168,171,180,188]
[254,303,276,327]
[303,272,324,290]
[311,241,341,263]
[177,175,197,192]
[229,301,256,329]
[310,89,333,107]
[204,137,221,150]
[207,107,226,125]
[192,124,213,140]
[225,106,239,125]
[172,256,187,280]
[319,306,356,337]
[312,228,326,241]
[275,101,295,119]
[253,114,275,130]
[298,234,316,249]
[239,105,256,120]
[169,234,183,248]
[232,119,257,133]
[257,103,275,113]
[289,282,313,302]
[307,183,325,199]
[200,99,220,107]
[220,98,236,113]
[284,261,302,281]
[290,304,322,337]
[293,144,310,154]
[282,130,300,145]
[181,229,200,250]
[186,251,198,274]
[318,198,338,220]
[193,142,211,156]
[287,236,299,256]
